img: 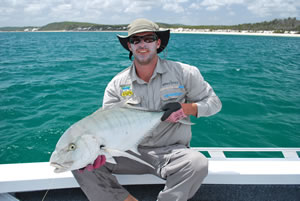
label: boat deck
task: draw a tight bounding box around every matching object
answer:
[7,184,300,201]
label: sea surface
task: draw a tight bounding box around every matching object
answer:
[0,32,299,164]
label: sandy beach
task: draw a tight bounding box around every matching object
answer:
[169,28,300,37]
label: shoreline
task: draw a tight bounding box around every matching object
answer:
[169,29,300,37]
[171,31,300,37]
[1,30,299,37]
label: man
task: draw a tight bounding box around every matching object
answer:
[72,18,222,201]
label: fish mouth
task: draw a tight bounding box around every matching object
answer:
[50,162,69,173]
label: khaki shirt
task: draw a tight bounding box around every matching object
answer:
[103,57,222,147]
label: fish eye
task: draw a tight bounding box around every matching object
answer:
[68,143,76,151]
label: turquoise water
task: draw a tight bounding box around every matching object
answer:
[0,32,299,164]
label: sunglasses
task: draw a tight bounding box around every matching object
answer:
[129,34,158,45]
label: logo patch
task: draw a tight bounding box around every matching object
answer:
[161,85,185,100]
[164,92,183,99]
[121,86,133,97]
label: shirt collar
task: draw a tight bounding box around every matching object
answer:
[130,57,167,84]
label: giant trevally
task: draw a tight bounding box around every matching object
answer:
[50,102,165,173]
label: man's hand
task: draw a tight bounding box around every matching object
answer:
[161,102,187,123]
[79,155,106,173]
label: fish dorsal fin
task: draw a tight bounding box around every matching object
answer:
[103,96,142,110]
[104,97,161,113]
[103,97,193,125]
[102,99,128,110]
[122,103,159,112]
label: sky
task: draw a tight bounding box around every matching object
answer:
[0,0,299,27]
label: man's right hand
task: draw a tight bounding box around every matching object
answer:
[161,102,187,123]
[79,155,106,173]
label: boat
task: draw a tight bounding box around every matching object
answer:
[1,147,299,201]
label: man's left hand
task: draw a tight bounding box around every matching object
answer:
[161,102,187,123]
[78,155,106,173]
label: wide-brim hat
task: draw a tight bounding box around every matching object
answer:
[117,18,170,54]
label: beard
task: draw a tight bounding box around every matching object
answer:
[131,43,158,65]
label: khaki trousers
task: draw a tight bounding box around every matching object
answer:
[72,144,208,201]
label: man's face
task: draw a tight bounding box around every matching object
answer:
[127,32,161,65]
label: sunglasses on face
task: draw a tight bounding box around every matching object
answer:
[129,34,158,45]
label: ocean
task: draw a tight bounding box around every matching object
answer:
[0,32,299,164]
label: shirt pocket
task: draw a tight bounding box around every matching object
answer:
[160,85,186,102]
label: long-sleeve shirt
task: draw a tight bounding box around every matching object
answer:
[103,57,222,147]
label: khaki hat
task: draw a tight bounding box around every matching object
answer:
[117,18,170,55]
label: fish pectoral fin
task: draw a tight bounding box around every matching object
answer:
[129,146,141,156]
[178,119,195,125]
[106,148,153,168]
[105,154,117,164]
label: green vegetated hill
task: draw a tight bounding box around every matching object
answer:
[39,21,127,31]
[0,26,37,31]
[234,17,300,32]
[0,18,299,32]
[40,21,96,30]
[163,17,300,32]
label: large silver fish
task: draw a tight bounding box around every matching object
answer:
[50,103,164,173]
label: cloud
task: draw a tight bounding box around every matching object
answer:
[122,0,155,14]
[82,0,111,10]
[247,0,300,18]
[1,0,299,27]
[190,0,300,18]
[162,2,185,13]
[0,0,188,26]
[0,7,15,16]
[161,0,187,12]
[51,4,72,13]
[24,3,48,15]
[190,0,244,10]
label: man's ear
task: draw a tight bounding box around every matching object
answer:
[157,39,161,49]
[127,42,132,51]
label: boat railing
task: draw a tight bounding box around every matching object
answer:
[0,147,299,195]
[191,147,300,159]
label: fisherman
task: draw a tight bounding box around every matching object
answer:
[72,18,222,201]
